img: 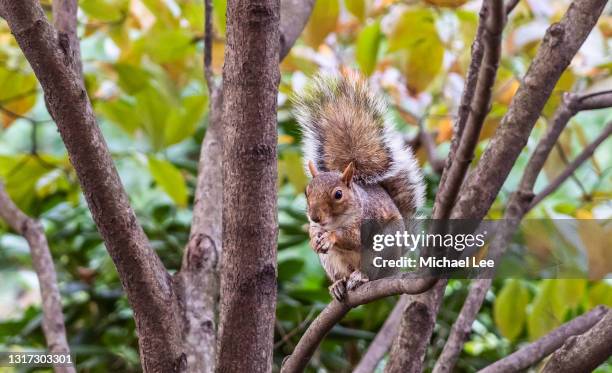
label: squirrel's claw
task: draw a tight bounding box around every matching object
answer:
[329,278,347,301]
[315,231,335,254]
[347,270,369,291]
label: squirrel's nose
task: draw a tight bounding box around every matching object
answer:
[311,215,321,223]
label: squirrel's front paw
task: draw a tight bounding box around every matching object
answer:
[315,231,336,254]
[346,270,369,291]
[329,278,347,301]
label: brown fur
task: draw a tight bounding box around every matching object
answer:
[306,164,402,285]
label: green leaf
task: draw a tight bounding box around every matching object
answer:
[528,280,561,341]
[303,0,339,48]
[96,98,140,135]
[345,0,366,21]
[389,8,444,93]
[494,279,529,341]
[0,155,69,214]
[0,67,38,127]
[135,87,172,150]
[114,63,152,94]
[356,21,381,76]
[213,0,227,36]
[143,28,196,63]
[147,156,188,208]
[283,152,308,192]
[165,95,208,146]
[588,282,612,309]
[80,0,128,22]
[551,279,586,319]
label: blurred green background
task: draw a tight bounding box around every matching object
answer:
[0,0,611,371]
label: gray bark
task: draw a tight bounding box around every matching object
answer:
[0,183,75,373]
[215,0,281,371]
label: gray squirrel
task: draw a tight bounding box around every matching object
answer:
[293,73,425,300]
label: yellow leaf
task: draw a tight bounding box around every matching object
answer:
[423,0,468,7]
[577,220,612,279]
[575,209,593,220]
[278,134,294,145]
[303,0,339,48]
[495,79,520,106]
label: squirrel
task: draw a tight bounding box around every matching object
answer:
[293,73,425,301]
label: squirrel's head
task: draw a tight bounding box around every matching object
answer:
[305,161,359,229]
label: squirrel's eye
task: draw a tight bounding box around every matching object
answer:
[334,190,343,200]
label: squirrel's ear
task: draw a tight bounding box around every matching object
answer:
[308,160,319,177]
[341,162,354,186]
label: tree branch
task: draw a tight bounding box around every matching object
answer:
[479,306,608,373]
[0,1,183,370]
[215,0,281,370]
[0,182,75,373]
[433,90,612,373]
[353,296,408,373]
[420,129,445,174]
[434,0,504,220]
[279,0,315,60]
[280,275,437,373]
[51,0,81,78]
[433,278,492,373]
[177,0,315,370]
[529,120,612,209]
[451,0,608,220]
[203,0,215,93]
[541,308,612,373]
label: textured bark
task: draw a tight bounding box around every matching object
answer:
[541,309,612,373]
[385,0,505,368]
[176,90,223,373]
[178,1,314,370]
[433,278,492,373]
[281,275,437,373]
[51,0,81,78]
[433,90,612,373]
[451,0,608,220]
[215,0,281,371]
[385,280,446,373]
[0,2,183,371]
[434,0,503,220]
[396,1,607,370]
[443,1,487,164]
[0,183,75,373]
[479,306,608,373]
[385,301,434,373]
[353,296,408,373]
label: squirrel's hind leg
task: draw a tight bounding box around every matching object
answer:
[346,270,369,291]
[329,278,347,301]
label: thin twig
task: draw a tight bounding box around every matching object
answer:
[434,0,505,220]
[204,0,215,93]
[554,143,589,199]
[434,91,612,373]
[0,182,75,373]
[529,121,612,209]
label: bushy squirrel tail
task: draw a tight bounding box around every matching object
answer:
[293,72,425,219]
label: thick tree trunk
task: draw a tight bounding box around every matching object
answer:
[215,0,281,371]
